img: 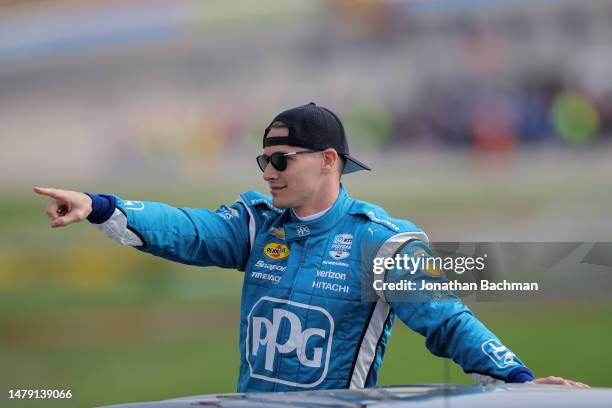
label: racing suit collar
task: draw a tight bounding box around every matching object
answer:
[282,184,353,241]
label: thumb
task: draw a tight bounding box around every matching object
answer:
[51,212,81,228]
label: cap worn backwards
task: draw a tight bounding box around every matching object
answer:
[263,102,371,174]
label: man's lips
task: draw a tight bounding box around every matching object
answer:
[269,186,286,193]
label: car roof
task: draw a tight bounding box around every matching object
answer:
[100,384,612,408]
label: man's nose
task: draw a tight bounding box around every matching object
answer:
[262,161,278,181]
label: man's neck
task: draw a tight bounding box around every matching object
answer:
[292,207,330,222]
[292,183,340,219]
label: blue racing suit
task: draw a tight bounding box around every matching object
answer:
[87,185,534,392]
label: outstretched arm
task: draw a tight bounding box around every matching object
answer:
[34,187,252,270]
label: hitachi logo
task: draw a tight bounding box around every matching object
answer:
[312,281,350,293]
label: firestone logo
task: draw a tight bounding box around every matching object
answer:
[366,211,400,231]
[246,297,334,388]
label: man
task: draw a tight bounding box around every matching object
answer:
[35,102,586,391]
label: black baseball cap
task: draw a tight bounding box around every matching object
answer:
[263,102,371,174]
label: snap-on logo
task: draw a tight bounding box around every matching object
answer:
[246,297,334,388]
[263,243,290,260]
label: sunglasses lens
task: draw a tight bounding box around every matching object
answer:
[256,155,269,172]
[270,153,288,171]
[256,153,290,172]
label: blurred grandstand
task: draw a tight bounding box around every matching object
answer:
[1,2,612,407]
[1,0,612,188]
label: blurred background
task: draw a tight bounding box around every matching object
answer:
[1,0,611,406]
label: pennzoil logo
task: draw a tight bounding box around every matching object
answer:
[264,243,290,260]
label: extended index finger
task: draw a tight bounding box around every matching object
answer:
[33,187,64,199]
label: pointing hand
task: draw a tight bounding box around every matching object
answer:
[33,187,93,228]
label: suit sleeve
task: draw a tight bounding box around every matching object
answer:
[91,195,251,271]
[381,239,534,384]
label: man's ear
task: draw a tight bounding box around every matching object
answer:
[321,149,338,174]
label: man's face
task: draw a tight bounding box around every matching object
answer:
[262,127,323,209]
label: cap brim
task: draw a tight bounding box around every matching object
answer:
[342,155,371,174]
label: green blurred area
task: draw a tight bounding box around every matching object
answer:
[1,180,611,407]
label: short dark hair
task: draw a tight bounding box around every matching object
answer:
[338,155,346,177]
[269,120,287,129]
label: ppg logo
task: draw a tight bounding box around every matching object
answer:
[246,297,334,388]
[482,339,519,368]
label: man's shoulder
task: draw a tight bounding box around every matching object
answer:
[346,199,429,264]
[235,191,284,227]
[348,198,423,236]
[237,190,283,214]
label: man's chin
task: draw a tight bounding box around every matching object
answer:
[271,197,291,209]
[271,192,294,209]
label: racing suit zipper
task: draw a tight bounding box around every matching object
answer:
[273,238,309,391]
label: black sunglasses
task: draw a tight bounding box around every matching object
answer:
[256,150,320,172]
